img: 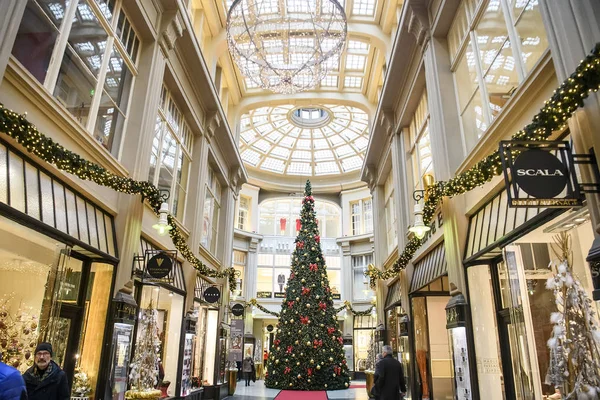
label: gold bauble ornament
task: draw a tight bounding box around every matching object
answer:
[316,365,321,370]
[310,359,314,363]
[276,360,280,364]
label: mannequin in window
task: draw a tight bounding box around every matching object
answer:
[277,273,286,292]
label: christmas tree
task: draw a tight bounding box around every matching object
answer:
[0,294,39,372]
[72,367,92,397]
[265,180,350,390]
[546,233,600,399]
[126,300,162,399]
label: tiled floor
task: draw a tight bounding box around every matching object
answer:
[226,380,370,400]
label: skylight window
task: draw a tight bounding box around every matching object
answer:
[345,54,366,70]
[352,0,376,16]
[344,76,363,88]
[347,40,369,53]
[238,104,369,176]
[321,75,339,87]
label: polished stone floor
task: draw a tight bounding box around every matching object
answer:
[226,380,370,400]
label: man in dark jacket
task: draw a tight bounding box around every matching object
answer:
[22,343,69,400]
[374,345,407,400]
[0,355,27,400]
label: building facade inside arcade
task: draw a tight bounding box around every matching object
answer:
[0,0,599,399]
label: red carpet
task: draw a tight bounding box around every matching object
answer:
[275,390,328,400]
[350,383,366,388]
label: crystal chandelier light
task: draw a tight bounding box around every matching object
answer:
[226,0,347,94]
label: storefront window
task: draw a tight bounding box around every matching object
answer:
[498,212,594,399]
[353,314,376,371]
[353,254,374,300]
[204,309,219,385]
[468,265,505,399]
[137,286,184,397]
[192,304,208,386]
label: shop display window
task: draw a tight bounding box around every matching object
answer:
[203,309,219,385]
[497,215,594,399]
[192,304,208,387]
[353,314,376,371]
[137,286,184,397]
[467,265,505,400]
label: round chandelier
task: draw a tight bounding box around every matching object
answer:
[226,0,347,94]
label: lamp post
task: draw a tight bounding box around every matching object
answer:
[152,190,173,236]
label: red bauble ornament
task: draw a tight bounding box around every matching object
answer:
[315,235,321,243]
[287,301,295,308]
[297,241,305,249]
[337,337,344,344]
[274,339,281,346]
[302,287,311,296]
[284,367,291,374]
[308,368,313,376]
[309,263,318,272]
[327,327,336,335]
[286,346,293,354]
[300,316,310,325]
[319,302,327,311]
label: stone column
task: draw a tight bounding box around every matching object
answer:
[340,240,352,304]
[0,0,26,82]
[423,37,469,296]
[539,0,600,242]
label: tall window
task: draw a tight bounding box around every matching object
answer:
[384,173,397,254]
[350,198,373,235]
[237,196,250,231]
[258,198,341,238]
[352,253,374,301]
[12,0,139,155]
[201,167,221,255]
[232,250,247,294]
[148,85,192,221]
[448,0,549,153]
[409,91,434,195]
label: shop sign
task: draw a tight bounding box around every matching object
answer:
[445,294,468,329]
[113,300,137,324]
[266,324,274,332]
[146,251,173,279]
[257,291,272,298]
[231,303,245,317]
[274,292,286,298]
[203,286,221,303]
[332,293,341,300]
[229,319,244,362]
[499,141,600,208]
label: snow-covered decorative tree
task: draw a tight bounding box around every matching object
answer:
[364,331,376,372]
[265,181,350,390]
[254,339,262,364]
[126,300,162,400]
[72,367,92,397]
[545,232,600,399]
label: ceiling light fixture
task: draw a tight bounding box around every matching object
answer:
[227,0,347,94]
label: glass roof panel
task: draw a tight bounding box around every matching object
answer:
[238,104,369,176]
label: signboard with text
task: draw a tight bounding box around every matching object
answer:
[499,141,583,208]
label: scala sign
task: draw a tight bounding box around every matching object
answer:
[499,141,583,208]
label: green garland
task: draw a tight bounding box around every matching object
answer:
[246,299,374,317]
[367,42,600,287]
[248,299,280,317]
[0,105,238,290]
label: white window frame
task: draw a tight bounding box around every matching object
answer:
[352,253,374,301]
[232,249,247,295]
[408,90,434,198]
[384,173,397,254]
[16,0,140,156]
[449,0,548,154]
[201,166,221,255]
[236,195,250,231]
[350,198,373,235]
[148,85,193,222]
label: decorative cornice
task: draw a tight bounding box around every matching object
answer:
[364,164,377,193]
[205,111,222,143]
[159,8,186,54]
[230,166,243,199]
[407,2,430,47]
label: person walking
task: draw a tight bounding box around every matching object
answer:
[374,345,406,400]
[242,356,253,387]
[22,343,69,400]
[0,355,27,400]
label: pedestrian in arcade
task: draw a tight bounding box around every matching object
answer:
[22,343,69,400]
[242,356,253,386]
[0,353,27,400]
[374,345,407,400]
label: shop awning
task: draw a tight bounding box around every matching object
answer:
[464,189,563,265]
[384,279,402,309]
[0,139,118,260]
[410,242,446,293]
[133,237,186,294]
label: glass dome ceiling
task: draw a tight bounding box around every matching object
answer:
[239,104,369,176]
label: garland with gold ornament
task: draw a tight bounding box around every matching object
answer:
[245,298,374,317]
[247,299,280,317]
[0,105,238,290]
[366,42,600,287]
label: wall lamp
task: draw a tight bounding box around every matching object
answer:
[152,190,173,236]
[409,174,434,240]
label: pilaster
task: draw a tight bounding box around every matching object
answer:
[539,0,600,235]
